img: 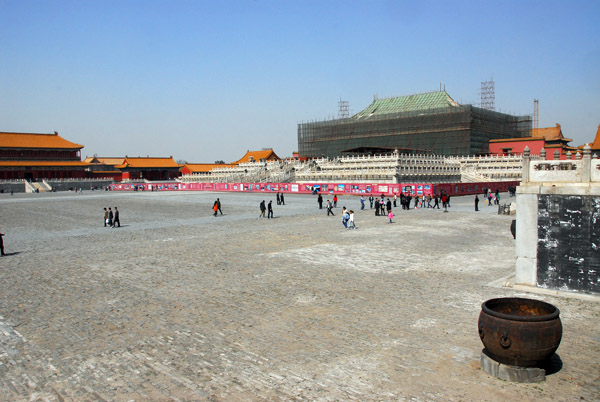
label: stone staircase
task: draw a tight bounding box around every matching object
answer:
[25,181,52,193]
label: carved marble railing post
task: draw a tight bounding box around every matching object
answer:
[540,148,546,160]
[522,146,530,183]
[554,150,561,160]
[582,144,592,183]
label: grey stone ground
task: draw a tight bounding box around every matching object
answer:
[0,190,598,402]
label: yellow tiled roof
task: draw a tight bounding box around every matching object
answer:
[232,149,280,164]
[183,163,233,173]
[0,132,83,149]
[590,125,600,150]
[115,157,181,169]
[532,124,571,142]
[84,157,126,165]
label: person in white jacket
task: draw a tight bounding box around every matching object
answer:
[348,210,356,229]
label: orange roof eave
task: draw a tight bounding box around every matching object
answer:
[118,157,182,168]
[183,163,234,173]
[0,132,84,149]
[232,149,281,164]
[489,137,543,143]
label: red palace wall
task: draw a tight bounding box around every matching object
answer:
[489,139,545,156]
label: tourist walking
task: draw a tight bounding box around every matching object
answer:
[442,193,449,212]
[475,195,479,211]
[267,200,273,219]
[213,201,219,217]
[393,194,397,208]
[259,200,266,218]
[318,194,323,209]
[360,196,365,210]
[342,209,350,228]
[0,231,5,256]
[333,195,338,208]
[327,200,335,216]
[113,207,120,227]
[388,210,394,223]
[280,193,285,205]
[386,198,392,214]
[374,198,380,216]
[108,208,114,226]
[348,210,356,229]
[276,193,281,205]
[217,198,223,215]
[104,208,108,227]
[369,195,374,209]
[433,194,440,209]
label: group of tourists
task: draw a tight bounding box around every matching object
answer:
[340,207,357,229]
[103,207,120,228]
[259,199,274,219]
[475,189,502,211]
[316,190,457,228]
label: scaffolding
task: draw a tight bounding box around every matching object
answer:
[298,104,531,159]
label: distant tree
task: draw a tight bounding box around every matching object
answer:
[214,160,225,164]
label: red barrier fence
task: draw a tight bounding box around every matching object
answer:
[110,181,519,197]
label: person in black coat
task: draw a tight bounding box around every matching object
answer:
[317,194,323,209]
[113,207,121,227]
[267,200,273,219]
[259,201,266,218]
[0,232,5,256]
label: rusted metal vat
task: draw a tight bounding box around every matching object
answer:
[478,297,562,367]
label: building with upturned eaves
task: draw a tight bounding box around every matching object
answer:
[0,131,87,180]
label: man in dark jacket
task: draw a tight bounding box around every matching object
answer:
[259,201,266,218]
[267,200,273,219]
[113,207,121,227]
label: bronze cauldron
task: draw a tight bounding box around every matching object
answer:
[478,297,562,367]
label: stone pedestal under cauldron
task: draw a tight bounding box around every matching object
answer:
[478,297,562,383]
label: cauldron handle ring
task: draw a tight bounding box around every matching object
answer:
[500,332,511,349]
[478,325,484,340]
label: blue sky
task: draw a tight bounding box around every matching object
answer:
[1,0,598,162]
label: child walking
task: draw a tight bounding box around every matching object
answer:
[348,210,356,229]
[388,210,394,223]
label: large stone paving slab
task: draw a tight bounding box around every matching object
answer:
[0,191,598,401]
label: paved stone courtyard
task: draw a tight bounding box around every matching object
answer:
[0,190,598,401]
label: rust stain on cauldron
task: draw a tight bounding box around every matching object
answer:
[478,297,562,367]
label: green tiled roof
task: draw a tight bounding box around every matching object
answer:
[353,90,460,119]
